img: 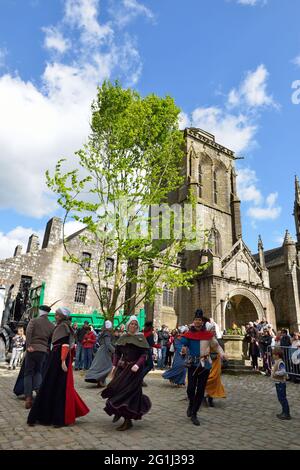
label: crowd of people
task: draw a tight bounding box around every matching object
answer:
[7,307,299,430]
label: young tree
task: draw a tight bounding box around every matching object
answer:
[46,81,208,320]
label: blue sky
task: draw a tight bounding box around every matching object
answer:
[0,0,300,258]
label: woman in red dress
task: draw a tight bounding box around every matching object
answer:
[27,307,89,427]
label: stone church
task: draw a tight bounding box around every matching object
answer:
[151,128,300,333]
[0,127,299,332]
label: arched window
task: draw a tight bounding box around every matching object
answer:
[74,283,87,304]
[198,164,202,198]
[81,252,91,270]
[213,170,218,204]
[163,285,174,307]
[209,229,222,257]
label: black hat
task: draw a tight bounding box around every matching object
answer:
[194,309,204,319]
[39,305,51,313]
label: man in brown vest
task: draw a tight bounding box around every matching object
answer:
[24,305,55,409]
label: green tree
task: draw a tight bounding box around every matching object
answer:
[47,81,208,320]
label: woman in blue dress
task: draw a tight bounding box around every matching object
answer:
[162,327,187,387]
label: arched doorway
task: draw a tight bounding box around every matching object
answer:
[225,289,265,329]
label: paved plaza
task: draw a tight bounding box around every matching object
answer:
[0,367,299,451]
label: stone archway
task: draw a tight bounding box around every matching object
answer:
[225,288,265,329]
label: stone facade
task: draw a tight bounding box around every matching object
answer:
[252,177,300,332]
[0,217,123,315]
[152,128,276,330]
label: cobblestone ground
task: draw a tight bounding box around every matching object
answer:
[0,367,299,450]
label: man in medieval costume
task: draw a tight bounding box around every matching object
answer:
[180,309,225,426]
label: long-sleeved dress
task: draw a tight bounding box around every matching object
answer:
[27,320,89,426]
[101,333,151,420]
[162,336,186,385]
[85,330,115,384]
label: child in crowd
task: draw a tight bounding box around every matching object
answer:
[271,348,292,420]
[9,326,26,370]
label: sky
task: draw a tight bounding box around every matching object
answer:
[0,0,300,259]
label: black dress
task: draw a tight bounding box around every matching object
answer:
[27,334,89,426]
[101,335,151,420]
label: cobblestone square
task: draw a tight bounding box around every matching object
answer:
[0,368,299,450]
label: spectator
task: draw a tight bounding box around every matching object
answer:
[75,321,89,370]
[259,328,272,375]
[245,322,260,371]
[271,348,292,420]
[82,327,96,370]
[291,332,300,348]
[9,326,26,370]
[166,329,177,368]
[157,325,170,369]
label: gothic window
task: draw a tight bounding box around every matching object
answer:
[81,252,91,270]
[209,229,222,257]
[163,285,174,307]
[189,152,193,177]
[105,257,114,274]
[74,283,87,304]
[198,164,202,198]
[213,170,218,204]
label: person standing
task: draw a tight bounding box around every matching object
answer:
[23,305,55,409]
[180,311,225,426]
[82,326,96,370]
[9,326,26,370]
[142,321,155,385]
[245,322,260,371]
[162,326,187,387]
[157,325,169,369]
[27,307,89,427]
[204,322,226,407]
[259,327,272,375]
[85,320,115,387]
[271,348,292,420]
[101,315,151,431]
[75,321,89,370]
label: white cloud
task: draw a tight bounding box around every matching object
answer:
[0,0,144,218]
[237,168,263,205]
[228,64,276,109]
[43,27,71,53]
[64,220,86,237]
[191,106,256,154]
[179,112,191,130]
[237,168,281,221]
[64,0,113,45]
[236,0,266,5]
[292,55,300,67]
[247,192,281,220]
[111,0,154,28]
[0,226,44,260]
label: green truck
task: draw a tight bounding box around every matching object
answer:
[27,282,145,330]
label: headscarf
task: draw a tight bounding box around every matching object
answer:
[38,305,51,317]
[105,320,112,329]
[126,315,140,333]
[56,306,71,317]
[205,322,215,332]
[179,325,188,334]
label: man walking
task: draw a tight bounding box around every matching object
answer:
[24,305,55,409]
[180,311,225,426]
[157,325,170,369]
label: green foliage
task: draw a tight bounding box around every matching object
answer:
[46,81,209,320]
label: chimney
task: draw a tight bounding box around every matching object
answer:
[42,217,63,249]
[14,245,22,257]
[26,234,39,253]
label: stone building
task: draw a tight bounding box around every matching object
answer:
[151,128,277,330]
[252,177,300,332]
[0,217,120,316]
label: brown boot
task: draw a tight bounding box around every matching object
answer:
[25,397,33,409]
[117,419,133,431]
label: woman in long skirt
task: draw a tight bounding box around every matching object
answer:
[101,315,151,431]
[85,321,115,387]
[162,327,187,387]
[204,322,226,407]
[27,307,89,427]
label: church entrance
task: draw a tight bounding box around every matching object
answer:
[225,293,262,329]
